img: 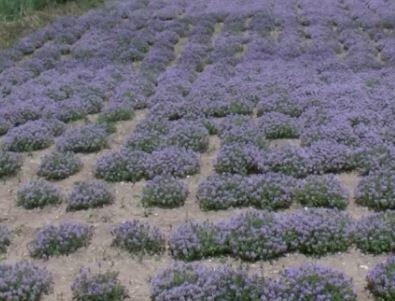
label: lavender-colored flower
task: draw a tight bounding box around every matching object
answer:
[16,179,62,209]
[28,221,93,258]
[37,151,83,180]
[2,120,54,152]
[0,261,53,300]
[288,209,352,255]
[367,256,395,301]
[352,212,395,254]
[150,262,263,301]
[276,264,357,301]
[294,174,349,209]
[94,149,148,182]
[0,150,22,178]
[112,220,165,255]
[146,147,200,178]
[67,180,114,211]
[141,176,188,208]
[256,112,300,139]
[71,268,127,301]
[56,124,108,153]
[169,220,228,260]
[355,170,395,210]
[166,120,209,152]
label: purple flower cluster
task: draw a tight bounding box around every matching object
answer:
[67,180,114,211]
[150,263,264,301]
[71,268,127,301]
[141,176,188,208]
[37,151,83,180]
[2,120,54,152]
[196,173,295,210]
[352,212,395,254]
[367,256,395,301]
[256,112,300,139]
[275,264,357,301]
[355,170,395,210]
[0,261,53,300]
[0,150,22,178]
[16,179,62,209]
[294,174,349,209]
[28,221,93,258]
[150,262,356,301]
[169,209,353,261]
[56,124,108,153]
[0,225,10,253]
[111,220,165,255]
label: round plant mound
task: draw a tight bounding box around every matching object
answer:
[166,120,209,152]
[2,120,54,152]
[257,112,300,139]
[294,174,349,209]
[28,222,93,258]
[71,268,127,301]
[37,151,83,180]
[367,256,395,301]
[111,220,165,255]
[56,124,108,153]
[0,261,53,301]
[0,150,22,178]
[146,146,200,178]
[94,149,148,182]
[141,176,188,208]
[355,170,395,210]
[352,211,395,254]
[288,209,352,255]
[227,210,289,261]
[276,264,357,301]
[169,220,228,261]
[16,179,62,209]
[150,262,263,301]
[67,180,114,211]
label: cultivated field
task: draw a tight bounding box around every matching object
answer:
[0,0,394,300]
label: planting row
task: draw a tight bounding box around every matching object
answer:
[3,257,395,301]
[1,210,395,259]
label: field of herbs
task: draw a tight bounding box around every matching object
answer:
[0,0,394,300]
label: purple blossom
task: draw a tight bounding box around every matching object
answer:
[0,150,22,178]
[17,179,62,209]
[38,151,83,180]
[367,256,395,301]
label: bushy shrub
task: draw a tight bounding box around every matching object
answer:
[111,220,165,255]
[355,170,395,210]
[294,175,349,209]
[352,212,395,254]
[150,262,263,301]
[94,149,148,182]
[71,268,127,301]
[141,176,188,208]
[98,102,134,123]
[219,123,268,148]
[226,210,289,261]
[146,147,200,178]
[0,261,52,301]
[0,150,22,178]
[367,256,395,301]
[56,124,108,153]
[288,209,352,255]
[67,180,114,211]
[275,264,357,301]
[0,225,10,253]
[196,173,295,210]
[37,151,82,180]
[256,94,304,117]
[214,143,263,175]
[28,222,93,258]
[262,145,310,178]
[2,120,54,152]
[169,221,228,261]
[256,112,300,139]
[16,179,62,209]
[166,121,209,152]
[307,141,356,174]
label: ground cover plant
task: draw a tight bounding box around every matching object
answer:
[0,0,395,299]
